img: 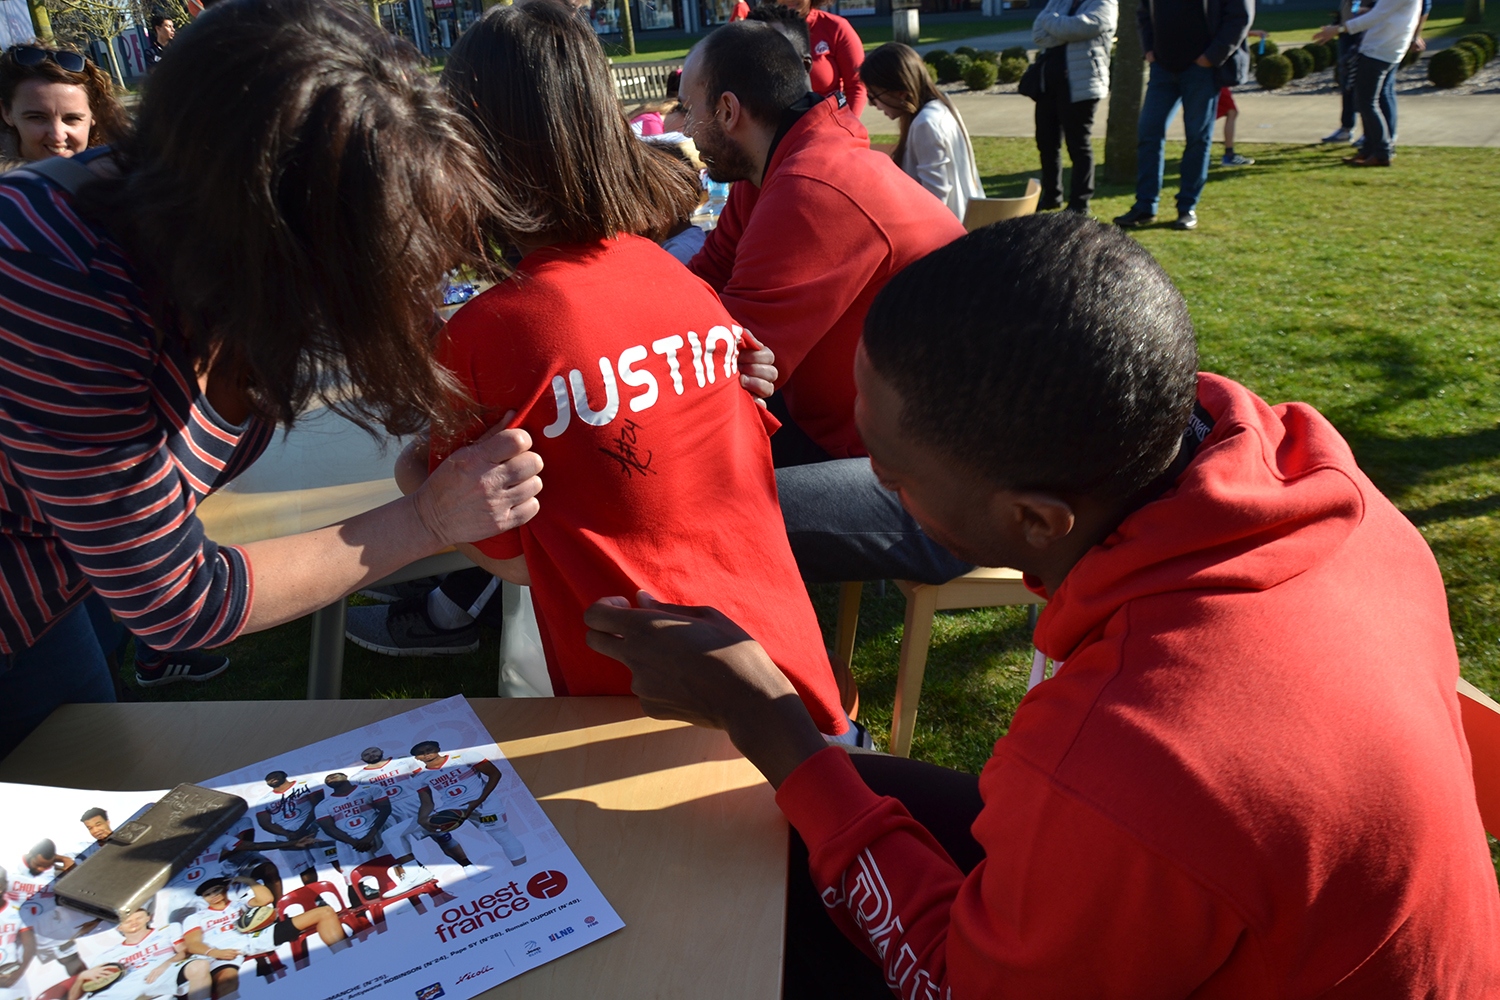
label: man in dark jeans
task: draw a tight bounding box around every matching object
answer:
[1114,0,1251,231]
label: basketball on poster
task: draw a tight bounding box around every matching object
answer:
[0,698,623,1000]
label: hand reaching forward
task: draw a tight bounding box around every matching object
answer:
[584,592,828,788]
[411,415,543,548]
[736,330,779,407]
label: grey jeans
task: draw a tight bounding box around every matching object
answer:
[776,458,973,585]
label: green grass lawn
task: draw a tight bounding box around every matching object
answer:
[135,138,1500,807]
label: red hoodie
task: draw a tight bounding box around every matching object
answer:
[689,96,964,459]
[777,374,1500,997]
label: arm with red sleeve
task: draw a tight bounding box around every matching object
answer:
[831,17,868,114]
[777,747,1249,998]
[714,175,889,384]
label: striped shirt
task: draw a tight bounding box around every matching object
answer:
[0,165,272,655]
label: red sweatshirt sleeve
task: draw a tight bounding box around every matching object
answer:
[715,176,887,382]
[832,18,867,114]
[777,748,1251,998]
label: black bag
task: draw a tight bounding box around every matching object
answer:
[1018,49,1046,101]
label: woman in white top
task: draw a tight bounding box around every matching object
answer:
[1314,0,1421,166]
[859,43,983,221]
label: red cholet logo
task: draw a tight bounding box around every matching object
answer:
[526,871,569,899]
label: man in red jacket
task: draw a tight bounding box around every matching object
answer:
[682,20,972,591]
[585,214,1500,997]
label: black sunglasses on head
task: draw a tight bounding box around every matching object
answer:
[10,45,87,74]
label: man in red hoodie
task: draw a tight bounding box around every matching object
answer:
[585,214,1500,997]
[682,20,973,592]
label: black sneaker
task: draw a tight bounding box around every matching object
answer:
[345,595,480,656]
[1171,210,1199,230]
[135,649,231,688]
[357,576,445,604]
[1113,207,1157,228]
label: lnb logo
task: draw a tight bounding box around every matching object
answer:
[526,870,569,899]
[548,926,575,943]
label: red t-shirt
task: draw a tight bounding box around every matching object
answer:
[432,235,845,735]
[807,9,867,114]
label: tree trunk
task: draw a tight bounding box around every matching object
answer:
[1103,0,1144,185]
[26,0,53,42]
[370,0,381,22]
[102,33,126,89]
[619,0,635,57]
[1463,0,1484,23]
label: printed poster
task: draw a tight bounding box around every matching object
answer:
[0,697,623,1000]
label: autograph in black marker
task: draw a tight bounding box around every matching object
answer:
[600,419,655,478]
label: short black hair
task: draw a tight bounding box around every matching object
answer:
[195,877,231,898]
[410,740,440,756]
[27,839,57,861]
[80,808,108,823]
[692,21,807,125]
[150,13,171,27]
[746,3,811,61]
[264,770,288,785]
[863,214,1199,499]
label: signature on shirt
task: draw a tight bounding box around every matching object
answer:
[600,419,655,478]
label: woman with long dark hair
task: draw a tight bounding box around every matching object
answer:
[0,0,542,753]
[385,0,847,734]
[0,43,128,165]
[859,42,982,221]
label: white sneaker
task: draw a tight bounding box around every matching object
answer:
[357,876,381,900]
[380,865,433,899]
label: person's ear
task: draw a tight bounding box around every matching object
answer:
[0,105,14,129]
[717,90,741,131]
[996,491,1076,551]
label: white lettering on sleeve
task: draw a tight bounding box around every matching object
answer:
[542,375,570,439]
[704,326,735,384]
[570,358,620,426]
[617,344,659,413]
[685,331,707,388]
[651,336,686,395]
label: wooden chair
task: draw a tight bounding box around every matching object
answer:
[962,178,1042,231]
[1457,677,1500,836]
[835,569,1045,758]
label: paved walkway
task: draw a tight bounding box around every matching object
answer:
[861,90,1500,147]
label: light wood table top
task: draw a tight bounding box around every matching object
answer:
[1,698,787,1000]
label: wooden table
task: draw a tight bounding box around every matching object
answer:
[0,698,788,1000]
[196,404,472,699]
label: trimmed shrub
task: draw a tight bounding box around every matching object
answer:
[1455,39,1489,67]
[1302,43,1330,71]
[926,61,939,83]
[1256,53,1294,89]
[1453,41,1484,76]
[1253,37,1280,58]
[964,59,999,90]
[1459,32,1496,61]
[1428,46,1472,87]
[1324,40,1341,67]
[996,55,1028,83]
[975,49,1000,65]
[1001,45,1028,62]
[954,45,979,58]
[1285,46,1314,78]
[934,53,972,83]
[922,48,947,64]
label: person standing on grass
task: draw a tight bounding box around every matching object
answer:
[1029,0,1116,215]
[584,212,1500,998]
[1314,0,1425,165]
[0,0,543,757]
[1114,0,1252,230]
[758,0,867,114]
[144,15,175,69]
[859,42,983,221]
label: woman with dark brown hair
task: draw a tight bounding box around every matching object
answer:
[0,43,128,165]
[0,0,542,754]
[859,42,982,220]
[345,0,851,739]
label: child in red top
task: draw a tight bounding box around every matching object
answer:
[427,1,845,735]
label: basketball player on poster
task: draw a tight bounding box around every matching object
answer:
[68,909,211,1000]
[0,868,37,1000]
[411,742,528,868]
[256,771,326,889]
[314,774,392,899]
[181,877,347,994]
[349,749,441,898]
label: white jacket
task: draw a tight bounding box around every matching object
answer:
[1344,0,1422,64]
[902,101,984,221]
